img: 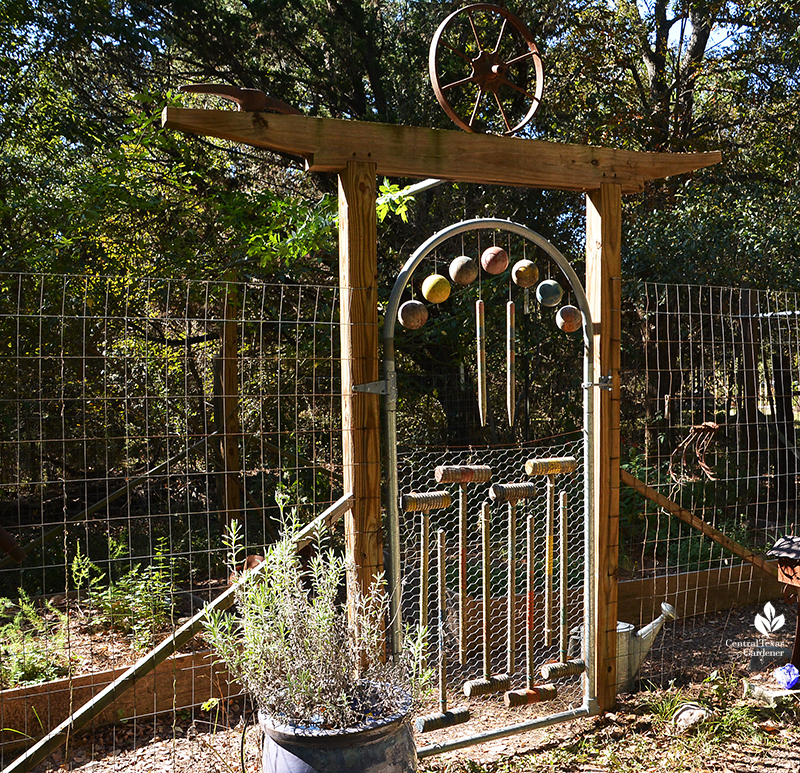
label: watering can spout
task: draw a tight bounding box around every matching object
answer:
[617,601,677,693]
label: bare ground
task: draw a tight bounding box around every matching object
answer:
[10,598,800,773]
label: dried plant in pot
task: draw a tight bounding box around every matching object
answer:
[204,523,429,773]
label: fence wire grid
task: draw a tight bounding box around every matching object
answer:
[623,282,799,685]
[0,272,343,766]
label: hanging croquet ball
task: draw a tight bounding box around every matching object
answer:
[536,279,563,307]
[449,255,479,285]
[480,246,509,275]
[421,273,451,303]
[511,259,539,288]
[398,300,429,329]
[556,305,582,333]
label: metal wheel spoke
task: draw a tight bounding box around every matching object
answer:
[493,92,512,133]
[467,10,484,52]
[506,49,536,67]
[442,75,476,92]
[503,78,536,101]
[493,18,509,53]
[469,89,484,127]
[430,3,543,135]
[441,39,473,63]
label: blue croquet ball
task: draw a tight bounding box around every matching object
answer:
[536,279,563,307]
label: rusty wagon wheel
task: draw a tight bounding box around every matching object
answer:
[429,3,544,136]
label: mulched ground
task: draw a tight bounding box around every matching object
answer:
[7,597,800,773]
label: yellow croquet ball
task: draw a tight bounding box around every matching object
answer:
[511,259,539,288]
[421,273,451,303]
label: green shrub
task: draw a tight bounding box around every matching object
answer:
[0,590,72,688]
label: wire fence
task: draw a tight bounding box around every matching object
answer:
[622,282,797,684]
[0,272,343,765]
[2,269,797,766]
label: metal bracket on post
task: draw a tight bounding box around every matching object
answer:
[353,372,395,396]
[582,373,612,391]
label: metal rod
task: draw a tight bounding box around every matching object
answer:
[3,493,354,773]
[481,501,491,680]
[526,513,535,690]
[477,299,487,427]
[416,529,470,733]
[507,501,516,675]
[416,706,591,759]
[544,475,555,647]
[438,528,447,713]
[459,482,468,664]
[421,513,430,638]
[507,299,515,425]
[559,490,569,663]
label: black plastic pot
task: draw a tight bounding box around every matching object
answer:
[258,704,417,773]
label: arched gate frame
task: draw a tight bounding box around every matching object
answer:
[161,107,721,717]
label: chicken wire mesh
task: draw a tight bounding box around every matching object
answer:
[0,272,343,767]
[396,438,587,727]
[623,282,799,685]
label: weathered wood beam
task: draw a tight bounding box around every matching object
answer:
[161,108,721,194]
[338,161,383,623]
[620,469,778,580]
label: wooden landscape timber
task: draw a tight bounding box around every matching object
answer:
[161,108,721,194]
[0,652,239,754]
[620,469,778,580]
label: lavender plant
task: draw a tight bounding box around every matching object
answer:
[203,521,429,730]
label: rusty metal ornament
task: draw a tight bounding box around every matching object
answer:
[429,3,544,136]
[179,84,301,115]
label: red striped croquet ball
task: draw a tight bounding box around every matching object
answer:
[480,246,509,275]
[556,305,582,333]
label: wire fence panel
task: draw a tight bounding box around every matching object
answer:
[623,282,797,685]
[0,272,342,766]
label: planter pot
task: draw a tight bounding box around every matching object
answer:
[258,703,417,773]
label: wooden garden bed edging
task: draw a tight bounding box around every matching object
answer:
[618,561,782,627]
[0,651,240,753]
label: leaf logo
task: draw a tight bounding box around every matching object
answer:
[754,602,785,636]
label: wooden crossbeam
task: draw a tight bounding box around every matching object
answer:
[161,108,721,194]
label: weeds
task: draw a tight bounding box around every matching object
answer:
[71,533,174,651]
[0,590,72,688]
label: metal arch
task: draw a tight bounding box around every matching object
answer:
[383,219,598,738]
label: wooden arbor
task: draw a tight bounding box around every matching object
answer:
[162,106,721,711]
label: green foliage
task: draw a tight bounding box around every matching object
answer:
[0,590,72,688]
[71,535,174,651]
[204,520,430,729]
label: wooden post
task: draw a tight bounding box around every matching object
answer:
[338,161,383,617]
[215,279,241,527]
[586,183,621,711]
